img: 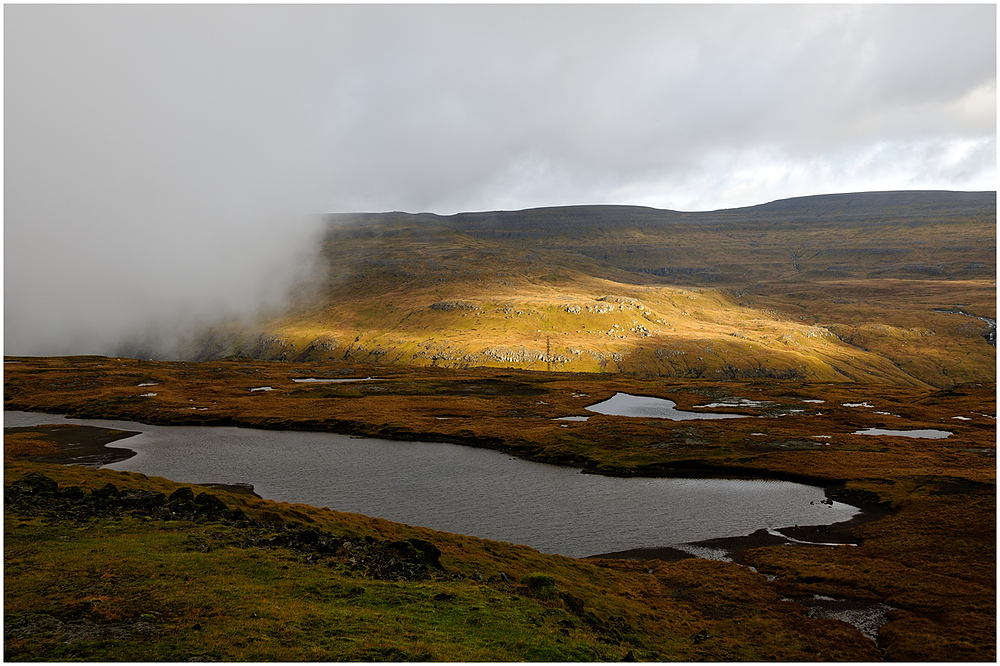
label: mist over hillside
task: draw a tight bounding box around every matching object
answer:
[150,190,995,389]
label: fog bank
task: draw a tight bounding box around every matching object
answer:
[5,5,994,357]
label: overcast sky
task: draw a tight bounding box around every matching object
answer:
[5,4,996,356]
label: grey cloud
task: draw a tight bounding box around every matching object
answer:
[5,4,995,355]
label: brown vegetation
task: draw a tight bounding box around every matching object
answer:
[4,354,995,660]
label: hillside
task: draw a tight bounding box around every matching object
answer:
[174,191,996,388]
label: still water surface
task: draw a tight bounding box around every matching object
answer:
[585,392,747,420]
[5,411,856,558]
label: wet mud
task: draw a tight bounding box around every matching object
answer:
[5,424,140,467]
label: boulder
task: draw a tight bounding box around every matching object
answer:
[91,483,120,500]
[193,492,228,514]
[14,472,58,495]
[119,489,166,510]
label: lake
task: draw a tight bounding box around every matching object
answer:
[4,410,857,558]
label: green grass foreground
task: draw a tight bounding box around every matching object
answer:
[5,462,880,662]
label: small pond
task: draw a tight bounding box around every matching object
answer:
[586,392,747,420]
[5,411,857,558]
[853,427,951,439]
[292,377,379,383]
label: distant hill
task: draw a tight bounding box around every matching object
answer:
[166,191,995,388]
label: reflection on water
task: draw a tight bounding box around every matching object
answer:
[5,411,856,558]
[586,392,747,420]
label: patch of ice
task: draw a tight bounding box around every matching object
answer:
[140,393,157,397]
[953,416,973,421]
[811,435,832,439]
[842,402,873,408]
[249,386,275,392]
[873,411,899,417]
[554,416,589,422]
[137,382,159,387]
[801,399,825,403]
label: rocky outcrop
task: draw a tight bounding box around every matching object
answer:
[4,472,447,584]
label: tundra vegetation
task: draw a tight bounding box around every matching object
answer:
[5,191,995,661]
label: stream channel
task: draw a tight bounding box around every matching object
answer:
[5,410,858,560]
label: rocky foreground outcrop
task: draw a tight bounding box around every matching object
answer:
[4,471,446,582]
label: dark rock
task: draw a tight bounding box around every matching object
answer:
[386,540,421,561]
[406,538,445,571]
[296,529,321,544]
[59,486,86,501]
[119,489,166,510]
[160,499,199,520]
[16,472,58,495]
[168,487,196,503]
[623,650,636,661]
[92,483,120,499]
[193,492,228,514]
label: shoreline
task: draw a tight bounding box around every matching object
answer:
[6,415,888,563]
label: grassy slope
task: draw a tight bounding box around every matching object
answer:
[6,460,884,662]
[4,355,995,661]
[176,191,995,389]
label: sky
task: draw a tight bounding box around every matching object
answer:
[4,4,996,357]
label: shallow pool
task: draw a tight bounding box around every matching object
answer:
[586,392,747,420]
[853,427,951,439]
